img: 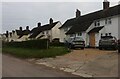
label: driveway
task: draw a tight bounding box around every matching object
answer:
[2,54,78,77]
[30,48,118,77]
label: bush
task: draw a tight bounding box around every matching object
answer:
[2,46,70,58]
[3,39,49,49]
[50,42,65,47]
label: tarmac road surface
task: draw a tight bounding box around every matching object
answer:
[2,54,78,77]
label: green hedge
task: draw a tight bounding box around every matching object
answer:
[50,42,65,47]
[3,39,49,49]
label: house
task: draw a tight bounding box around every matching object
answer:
[1,33,6,42]
[0,34,2,42]
[3,26,31,42]
[59,9,80,42]
[29,18,62,42]
[60,0,120,47]
[17,26,31,41]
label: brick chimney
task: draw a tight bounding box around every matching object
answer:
[76,9,81,18]
[49,18,53,24]
[6,31,9,38]
[103,0,110,10]
[19,27,22,31]
[38,22,41,27]
[12,30,15,34]
[26,26,29,30]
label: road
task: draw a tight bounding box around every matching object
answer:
[2,54,78,77]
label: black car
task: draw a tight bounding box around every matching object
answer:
[99,36,117,50]
[65,37,85,49]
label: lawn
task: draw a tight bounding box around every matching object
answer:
[2,46,70,58]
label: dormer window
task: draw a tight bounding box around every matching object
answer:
[105,18,112,25]
[94,21,100,26]
[94,21,97,26]
[77,32,82,36]
[97,21,100,26]
[105,19,107,24]
[46,31,49,34]
[108,18,112,24]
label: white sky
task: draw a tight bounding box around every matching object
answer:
[1,0,120,33]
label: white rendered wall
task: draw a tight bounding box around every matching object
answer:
[51,22,62,40]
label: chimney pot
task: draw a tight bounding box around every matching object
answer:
[6,31,9,38]
[26,26,29,30]
[76,9,81,18]
[12,30,15,34]
[103,0,110,10]
[38,22,41,27]
[49,18,53,24]
[19,27,22,31]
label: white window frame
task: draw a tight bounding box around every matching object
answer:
[108,18,112,24]
[94,20,100,26]
[105,18,112,25]
[77,32,82,36]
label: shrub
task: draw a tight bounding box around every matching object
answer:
[3,39,49,49]
[50,42,65,47]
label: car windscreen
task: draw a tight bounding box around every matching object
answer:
[101,36,113,40]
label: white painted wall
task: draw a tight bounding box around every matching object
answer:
[59,28,66,42]
[59,26,72,43]
[36,32,42,39]
[87,15,119,47]
[36,22,62,42]
[118,15,120,39]
[19,35,30,41]
[51,21,62,40]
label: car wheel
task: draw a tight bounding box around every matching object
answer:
[81,47,84,50]
[99,47,102,50]
[113,46,117,50]
[118,49,120,53]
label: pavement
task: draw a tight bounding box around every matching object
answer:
[27,48,119,77]
[2,54,78,77]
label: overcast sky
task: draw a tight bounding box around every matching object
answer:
[1,0,119,33]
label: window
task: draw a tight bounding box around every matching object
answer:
[105,19,107,24]
[94,20,100,26]
[77,33,82,36]
[97,21,100,26]
[94,21,97,26]
[108,18,112,24]
[46,31,49,34]
[105,18,112,25]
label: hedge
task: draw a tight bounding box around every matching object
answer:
[50,42,65,47]
[3,39,49,49]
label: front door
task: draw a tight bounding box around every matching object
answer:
[89,33,95,47]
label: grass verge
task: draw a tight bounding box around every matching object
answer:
[2,46,70,58]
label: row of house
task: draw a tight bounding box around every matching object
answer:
[2,18,62,42]
[2,0,120,47]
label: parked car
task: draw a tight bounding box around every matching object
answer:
[65,37,85,49]
[118,39,120,53]
[99,36,117,50]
